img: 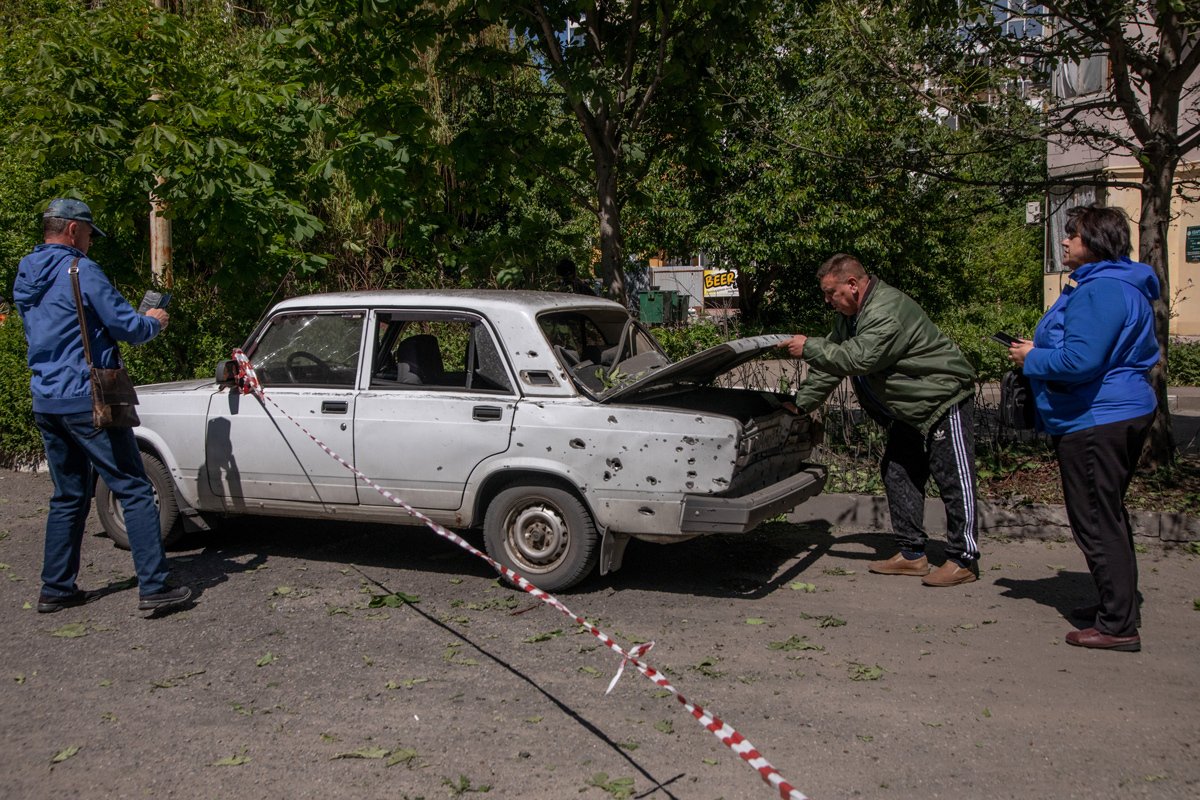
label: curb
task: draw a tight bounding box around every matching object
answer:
[787,494,1200,544]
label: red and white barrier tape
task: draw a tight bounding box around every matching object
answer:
[230,349,809,800]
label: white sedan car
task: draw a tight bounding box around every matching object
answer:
[98,290,825,590]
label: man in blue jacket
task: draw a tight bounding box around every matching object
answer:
[13,198,191,614]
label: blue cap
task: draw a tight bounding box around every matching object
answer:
[43,198,107,238]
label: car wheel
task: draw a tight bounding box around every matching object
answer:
[97,452,184,550]
[483,482,599,592]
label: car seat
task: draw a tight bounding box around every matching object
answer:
[395,334,445,385]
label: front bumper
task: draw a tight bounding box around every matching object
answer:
[678,465,827,534]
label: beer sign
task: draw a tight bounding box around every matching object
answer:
[702,269,738,298]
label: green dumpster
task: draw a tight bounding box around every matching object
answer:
[638,290,673,323]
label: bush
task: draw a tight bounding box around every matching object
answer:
[1167,338,1200,386]
[118,272,256,386]
[935,304,1044,383]
[0,315,41,468]
[649,317,746,361]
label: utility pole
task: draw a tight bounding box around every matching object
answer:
[149,177,171,288]
[149,0,172,288]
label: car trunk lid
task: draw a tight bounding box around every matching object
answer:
[597,334,791,403]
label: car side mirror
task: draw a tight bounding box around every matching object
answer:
[215,359,237,386]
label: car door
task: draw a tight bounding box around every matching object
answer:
[353,310,516,510]
[205,309,366,507]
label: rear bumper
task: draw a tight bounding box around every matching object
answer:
[679,465,827,534]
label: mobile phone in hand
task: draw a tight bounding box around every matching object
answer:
[990,331,1020,346]
[138,290,172,314]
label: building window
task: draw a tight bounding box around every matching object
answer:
[1045,184,1103,273]
[1052,53,1108,99]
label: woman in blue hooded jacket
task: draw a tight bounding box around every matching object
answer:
[1010,205,1158,653]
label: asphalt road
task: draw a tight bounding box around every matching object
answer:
[2,467,1198,800]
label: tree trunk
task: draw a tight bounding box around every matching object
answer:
[1138,159,1177,469]
[596,156,626,304]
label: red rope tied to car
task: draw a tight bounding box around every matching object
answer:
[229,348,809,800]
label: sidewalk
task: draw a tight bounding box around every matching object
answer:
[788,492,1199,544]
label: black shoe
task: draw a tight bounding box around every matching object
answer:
[138,584,192,612]
[37,589,101,614]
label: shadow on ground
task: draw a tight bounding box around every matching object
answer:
[160,517,923,601]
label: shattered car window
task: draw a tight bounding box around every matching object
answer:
[539,309,669,394]
[250,311,364,387]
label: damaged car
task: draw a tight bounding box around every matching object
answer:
[97,290,826,590]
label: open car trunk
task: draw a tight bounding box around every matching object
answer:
[594,335,821,499]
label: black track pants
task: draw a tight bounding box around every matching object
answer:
[880,399,980,561]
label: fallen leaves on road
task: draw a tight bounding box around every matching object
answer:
[768,635,823,652]
[51,622,87,638]
[210,752,251,767]
[51,746,79,764]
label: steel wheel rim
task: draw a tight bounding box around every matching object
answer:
[504,500,569,573]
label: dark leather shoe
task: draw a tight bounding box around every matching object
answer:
[37,589,100,614]
[869,553,929,576]
[1065,627,1141,652]
[138,584,192,612]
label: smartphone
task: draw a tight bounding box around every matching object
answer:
[137,290,172,314]
[990,331,1020,347]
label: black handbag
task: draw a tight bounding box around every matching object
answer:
[999,368,1035,430]
[69,259,141,428]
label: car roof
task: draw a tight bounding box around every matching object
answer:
[272,289,625,316]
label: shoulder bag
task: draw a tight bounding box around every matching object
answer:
[69,258,140,428]
[999,368,1035,430]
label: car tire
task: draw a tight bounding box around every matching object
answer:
[97,452,184,551]
[483,482,599,592]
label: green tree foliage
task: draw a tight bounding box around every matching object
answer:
[438,0,772,302]
[627,1,1043,329]
[0,0,1056,464]
[3,0,327,293]
[271,0,594,291]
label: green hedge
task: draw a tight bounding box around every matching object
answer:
[1168,339,1200,386]
[652,304,1045,385]
[934,304,1045,383]
[650,318,746,360]
[0,315,41,467]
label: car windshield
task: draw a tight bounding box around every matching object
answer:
[538,309,670,395]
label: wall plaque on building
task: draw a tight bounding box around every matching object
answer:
[703,269,739,298]
[1187,225,1200,263]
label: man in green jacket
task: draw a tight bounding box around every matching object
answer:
[784,254,980,586]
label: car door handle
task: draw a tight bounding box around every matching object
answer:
[473,405,503,421]
[321,401,348,414]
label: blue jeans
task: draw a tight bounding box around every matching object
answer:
[35,412,170,597]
